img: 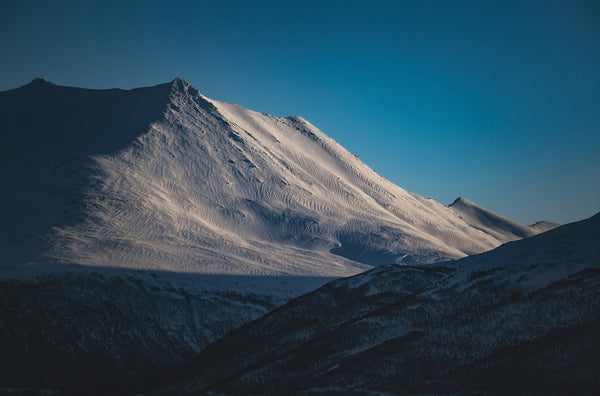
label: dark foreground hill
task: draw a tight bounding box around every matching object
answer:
[149,213,600,395]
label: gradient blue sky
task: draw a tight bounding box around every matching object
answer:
[1,0,598,224]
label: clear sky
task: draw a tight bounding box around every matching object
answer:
[1,0,598,225]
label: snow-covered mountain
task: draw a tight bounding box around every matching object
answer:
[0,78,564,393]
[1,78,555,278]
[449,196,559,243]
[152,212,600,395]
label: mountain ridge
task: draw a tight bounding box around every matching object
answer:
[1,78,557,277]
[448,195,558,242]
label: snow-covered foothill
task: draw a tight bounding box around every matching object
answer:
[154,213,599,395]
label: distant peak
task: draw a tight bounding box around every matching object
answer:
[530,220,554,227]
[528,220,561,232]
[26,78,56,87]
[450,196,472,207]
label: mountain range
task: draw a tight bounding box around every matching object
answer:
[2,78,592,394]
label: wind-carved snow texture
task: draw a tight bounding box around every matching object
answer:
[0,78,174,266]
[0,78,555,281]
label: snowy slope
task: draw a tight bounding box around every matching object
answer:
[0,78,555,279]
[154,213,600,395]
[448,196,559,242]
[0,78,173,266]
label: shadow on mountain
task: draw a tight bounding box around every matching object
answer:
[0,80,173,264]
[0,78,173,155]
[0,264,337,394]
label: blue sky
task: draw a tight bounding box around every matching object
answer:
[1,0,598,224]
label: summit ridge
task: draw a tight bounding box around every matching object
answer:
[0,79,556,278]
[448,195,559,242]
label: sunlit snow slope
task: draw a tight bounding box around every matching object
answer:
[449,197,559,243]
[0,78,554,277]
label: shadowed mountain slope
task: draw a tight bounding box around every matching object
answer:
[0,79,173,264]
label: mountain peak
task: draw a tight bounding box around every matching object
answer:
[171,76,189,85]
[448,196,558,241]
[26,77,57,88]
[2,77,554,278]
[449,197,559,238]
[169,77,204,99]
[170,77,193,90]
[450,196,473,207]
